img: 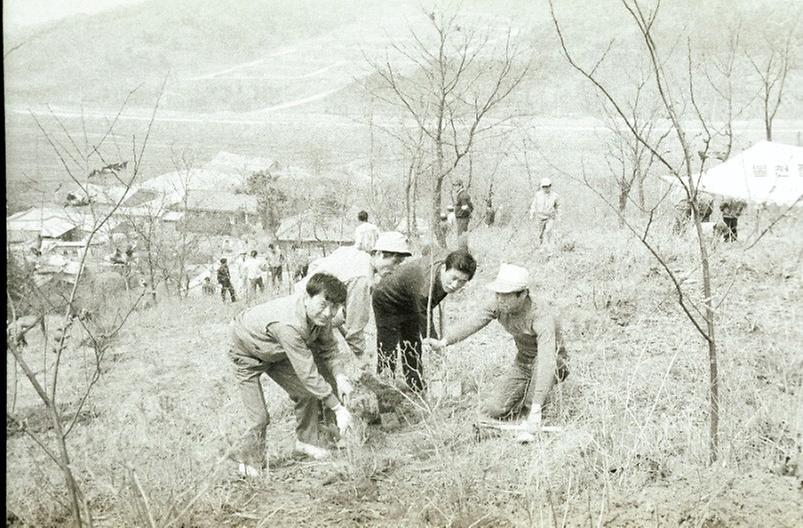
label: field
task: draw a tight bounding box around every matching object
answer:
[7,171,802,526]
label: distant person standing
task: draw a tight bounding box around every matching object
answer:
[243,250,265,302]
[529,178,560,250]
[453,179,474,238]
[484,197,496,226]
[268,244,285,289]
[353,210,380,252]
[719,198,747,242]
[202,277,216,296]
[217,258,237,303]
[436,213,451,242]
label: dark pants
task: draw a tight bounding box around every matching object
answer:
[456,217,470,237]
[373,302,428,392]
[271,266,283,287]
[220,280,237,302]
[723,217,738,242]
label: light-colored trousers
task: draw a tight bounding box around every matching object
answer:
[228,334,337,467]
[537,217,556,248]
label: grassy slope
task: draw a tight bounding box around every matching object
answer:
[6,180,802,526]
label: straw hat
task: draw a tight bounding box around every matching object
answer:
[485,263,530,293]
[373,232,412,255]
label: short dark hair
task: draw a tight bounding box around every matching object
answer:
[250,250,257,257]
[220,258,227,264]
[305,273,347,305]
[268,243,274,249]
[358,210,369,222]
[444,249,477,280]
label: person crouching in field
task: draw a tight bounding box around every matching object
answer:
[227,273,354,477]
[372,248,477,392]
[296,232,413,371]
[424,263,569,442]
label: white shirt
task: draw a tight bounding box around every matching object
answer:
[530,190,559,219]
[242,257,264,280]
[353,222,380,252]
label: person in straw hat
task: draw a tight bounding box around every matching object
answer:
[296,231,413,371]
[529,177,560,250]
[424,263,569,440]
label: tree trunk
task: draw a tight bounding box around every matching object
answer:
[637,172,646,209]
[617,186,628,228]
[50,410,85,527]
[433,176,446,247]
[412,167,419,235]
[691,209,719,463]
[405,163,414,240]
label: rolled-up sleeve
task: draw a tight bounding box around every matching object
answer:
[530,314,558,409]
[444,299,496,345]
[268,323,340,409]
[343,277,371,357]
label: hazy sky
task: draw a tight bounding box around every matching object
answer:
[4,0,146,29]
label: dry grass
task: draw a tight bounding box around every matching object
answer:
[6,181,803,527]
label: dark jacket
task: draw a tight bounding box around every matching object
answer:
[372,256,448,337]
[454,188,474,219]
[217,264,232,285]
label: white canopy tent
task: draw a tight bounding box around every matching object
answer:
[689,141,803,207]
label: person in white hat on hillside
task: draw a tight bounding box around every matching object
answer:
[424,263,569,442]
[529,177,560,250]
[296,231,413,370]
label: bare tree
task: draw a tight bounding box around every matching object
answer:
[550,0,725,462]
[166,150,203,298]
[367,9,530,246]
[598,74,671,223]
[121,195,170,304]
[746,23,797,141]
[7,81,164,526]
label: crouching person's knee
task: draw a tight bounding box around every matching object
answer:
[481,400,511,420]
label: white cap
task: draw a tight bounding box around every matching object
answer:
[540,177,552,187]
[372,231,412,255]
[485,263,530,293]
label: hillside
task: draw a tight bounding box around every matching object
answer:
[6,206,802,526]
[5,0,802,116]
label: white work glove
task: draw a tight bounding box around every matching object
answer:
[335,374,353,401]
[516,407,542,443]
[333,404,353,436]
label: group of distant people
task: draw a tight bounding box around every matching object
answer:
[433,178,559,252]
[209,244,288,303]
[225,204,570,477]
[674,194,748,242]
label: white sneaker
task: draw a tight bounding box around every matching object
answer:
[294,440,331,460]
[237,463,263,478]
